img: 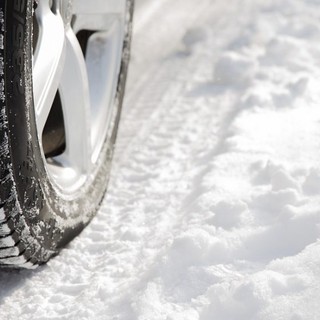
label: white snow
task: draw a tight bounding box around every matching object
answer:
[2,0,320,319]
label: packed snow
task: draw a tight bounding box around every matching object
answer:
[1,0,320,319]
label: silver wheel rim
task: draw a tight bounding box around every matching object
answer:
[33,0,126,194]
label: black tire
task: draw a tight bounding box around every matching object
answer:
[0,0,134,268]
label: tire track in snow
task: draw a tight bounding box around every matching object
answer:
[92,0,256,316]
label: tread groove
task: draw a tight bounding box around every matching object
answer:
[0,229,14,239]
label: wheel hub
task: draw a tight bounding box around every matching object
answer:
[33,0,126,194]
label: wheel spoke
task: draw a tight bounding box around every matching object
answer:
[58,28,91,173]
[33,0,66,134]
[87,20,124,162]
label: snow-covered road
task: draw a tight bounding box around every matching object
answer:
[2,0,320,319]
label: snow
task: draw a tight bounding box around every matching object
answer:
[2,0,320,319]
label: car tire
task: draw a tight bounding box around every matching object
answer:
[0,0,134,268]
